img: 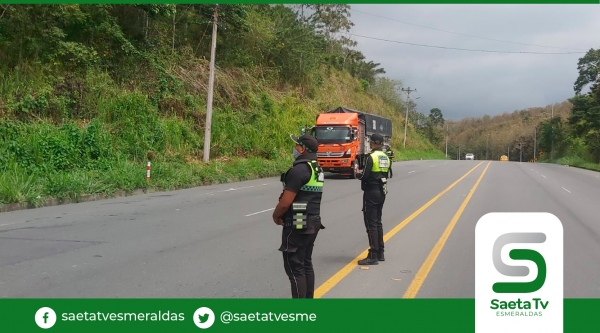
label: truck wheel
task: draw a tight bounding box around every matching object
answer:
[349,160,357,179]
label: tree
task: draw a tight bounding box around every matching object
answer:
[428,108,444,127]
[574,48,600,99]
[368,77,403,109]
[413,112,428,130]
[570,48,600,162]
[309,4,354,53]
[420,108,443,146]
[567,94,600,161]
[538,117,568,158]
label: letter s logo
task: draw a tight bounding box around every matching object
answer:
[492,232,547,293]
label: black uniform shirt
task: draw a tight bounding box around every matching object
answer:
[283,152,321,216]
[357,148,388,191]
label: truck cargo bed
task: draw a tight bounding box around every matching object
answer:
[324,106,392,137]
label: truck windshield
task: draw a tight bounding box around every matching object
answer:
[313,126,352,144]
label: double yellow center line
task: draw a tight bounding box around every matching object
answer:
[314,161,491,299]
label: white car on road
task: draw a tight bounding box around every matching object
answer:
[465,153,475,160]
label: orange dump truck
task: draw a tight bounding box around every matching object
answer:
[305,106,393,178]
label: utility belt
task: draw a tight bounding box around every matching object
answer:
[380,177,388,195]
[364,177,388,195]
[284,202,309,229]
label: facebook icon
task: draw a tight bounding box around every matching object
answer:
[35,307,57,329]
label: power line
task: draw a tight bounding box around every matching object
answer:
[348,33,587,54]
[350,7,587,52]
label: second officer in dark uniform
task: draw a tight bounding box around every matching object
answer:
[272,133,325,298]
[354,133,391,265]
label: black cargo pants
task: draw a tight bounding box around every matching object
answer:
[279,215,323,298]
[362,188,386,258]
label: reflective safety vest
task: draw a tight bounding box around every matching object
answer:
[370,150,390,173]
[283,160,324,229]
[300,160,325,192]
[365,150,390,194]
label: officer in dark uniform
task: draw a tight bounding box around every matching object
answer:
[272,133,325,298]
[354,133,391,265]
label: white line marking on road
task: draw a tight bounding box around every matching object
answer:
[0,223,18,227]
[408,171,416,173]
[562,187,571,193]
[222,184,262,192]
[245,208,275,217]
[209,183,270,195]
[541,175,547,178]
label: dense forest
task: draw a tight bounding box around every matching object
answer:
[416,47,600,169]
[0,4,445,207]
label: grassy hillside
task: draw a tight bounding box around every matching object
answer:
[0,5,445,208]
[0,56,443,205]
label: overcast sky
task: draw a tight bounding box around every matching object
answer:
[347,5,600,121]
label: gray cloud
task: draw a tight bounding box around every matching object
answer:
[348,5,600,120]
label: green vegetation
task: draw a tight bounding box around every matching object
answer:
[551,156,600,172]
[0,4,445,208]
[444,46,600,171]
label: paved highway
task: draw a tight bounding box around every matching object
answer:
[1,160,599,298]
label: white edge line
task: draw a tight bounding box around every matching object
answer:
[562,187,571,193]
[541,175,547,178]
[245,208,275,217]
[222,185,257,192]
[408,171,416,173]
[209,183,271,195]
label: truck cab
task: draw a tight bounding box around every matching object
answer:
[308,107,393,179]
[310,113,359,178]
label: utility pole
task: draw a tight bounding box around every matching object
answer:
[203,5,219,163]
[519,143,522,163]
[401,87,416,148]
[550,104,554,161]
[486,134,489,160]
[534,126,537,162]
[445,123,448,158]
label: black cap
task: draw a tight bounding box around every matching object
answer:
[290,134,319,153]
[370,133,384,144]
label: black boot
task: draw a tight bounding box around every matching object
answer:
[378,251,385,261]
[358,251,379,265]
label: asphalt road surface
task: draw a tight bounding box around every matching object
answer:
[1,160,599,298]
